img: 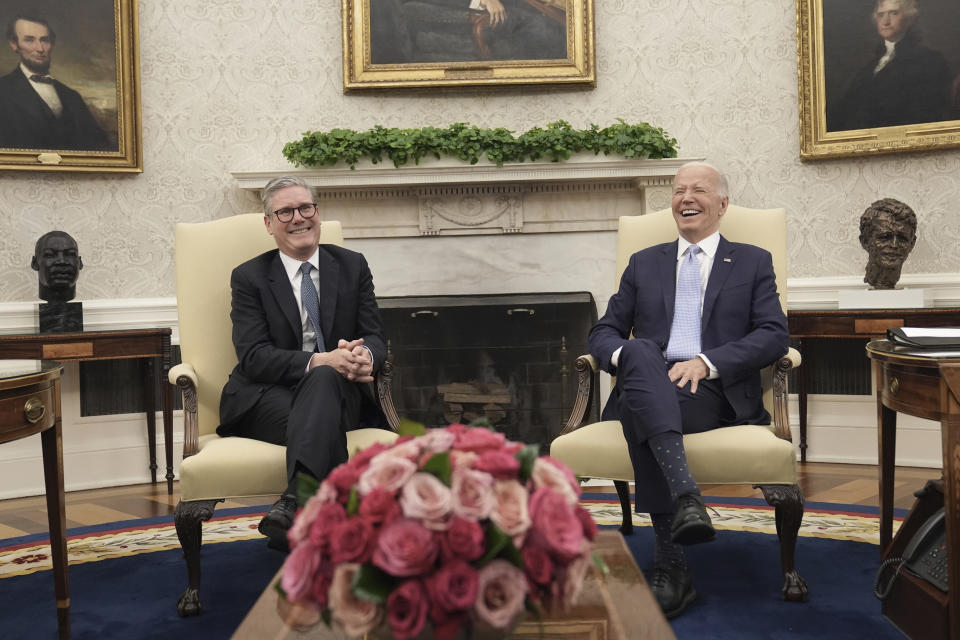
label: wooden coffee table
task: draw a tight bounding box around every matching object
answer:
[231,530,674,639]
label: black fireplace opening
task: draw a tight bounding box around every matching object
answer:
[378,292,600,453]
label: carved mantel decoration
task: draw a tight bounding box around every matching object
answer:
[232,157,695,238]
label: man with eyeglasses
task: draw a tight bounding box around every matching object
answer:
[217,176,387,551]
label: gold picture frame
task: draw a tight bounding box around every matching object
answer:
[797,0,960,160]
[0,0,141,172]
[341,0,595,91]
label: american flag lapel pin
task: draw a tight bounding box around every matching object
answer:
[723,258,732,262]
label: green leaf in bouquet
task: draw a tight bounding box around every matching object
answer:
[591,551,609,575]
[321,609,332,627]
[296,471,320,507]
[351,563,397,603]
[515,444,539,483]
[273,579,287,598]
[481,521,522,566]
[468,416,493,429]
[346,486,360,516]
[421,450,452,485]
[397,418,426,437]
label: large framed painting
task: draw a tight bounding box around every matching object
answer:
[341,0,595,90]
[0,0,141,172]
[797,0,960,160]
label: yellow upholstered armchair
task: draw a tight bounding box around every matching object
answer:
[169,214,400,616]
[550,206,807,602]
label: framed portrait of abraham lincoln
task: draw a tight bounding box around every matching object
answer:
[341,0,595,90]
[797,0,960,160]
[0,0,141,172]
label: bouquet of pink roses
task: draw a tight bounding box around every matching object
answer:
[276,423,599,640]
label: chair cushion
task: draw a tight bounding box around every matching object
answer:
[179,428,400,502]
[550,422,796,486]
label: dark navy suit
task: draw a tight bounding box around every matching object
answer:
[218,244,386,483]
[0,67,110,151]
[588,235,789,513]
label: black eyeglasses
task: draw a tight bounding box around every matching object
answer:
[272,203,318,222]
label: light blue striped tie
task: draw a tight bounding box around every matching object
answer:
[300,262,325,352]
[665,245,702,362]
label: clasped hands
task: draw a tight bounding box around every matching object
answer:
[668,357,709,394]
[309,338,373,382]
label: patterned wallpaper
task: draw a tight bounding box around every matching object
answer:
[1,0,958,302]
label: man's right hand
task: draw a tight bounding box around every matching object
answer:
[309,338,374,382]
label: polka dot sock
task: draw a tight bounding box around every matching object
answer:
[648,431,699,501]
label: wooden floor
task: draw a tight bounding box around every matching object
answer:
[0,462,940,539]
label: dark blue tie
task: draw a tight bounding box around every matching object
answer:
[299,262,324,352]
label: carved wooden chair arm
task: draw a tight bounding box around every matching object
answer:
[771,347,802,442]
[169,362,200,458]
[560,354,599,436]
[375,360,401,432]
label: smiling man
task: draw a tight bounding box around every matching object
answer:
[827,0,950,131]
[0,14,110,151]
[217,176,387,550]
[588,161,789,619]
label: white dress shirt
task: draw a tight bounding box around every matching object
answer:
[21,63,63,116]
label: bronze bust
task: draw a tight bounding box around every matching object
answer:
[858,198,917,290]
[32,231,83,303]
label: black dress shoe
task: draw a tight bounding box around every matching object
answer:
[648,564,697,619]
[259,494,298,550]
[670,493,716,545]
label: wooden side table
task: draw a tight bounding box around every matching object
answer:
[0,328,175,494]
[866,340,960,640]
[0,360,68,639]
[788,307,960,462]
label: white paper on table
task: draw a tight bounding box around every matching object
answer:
[900,327,960,338]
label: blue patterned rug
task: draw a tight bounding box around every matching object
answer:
[0,496,907,639]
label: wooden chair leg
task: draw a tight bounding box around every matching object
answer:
[174,498,221,617]
[758,483,809,602]
[614,480,633,535]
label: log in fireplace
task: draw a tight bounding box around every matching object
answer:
[378,292,599,451]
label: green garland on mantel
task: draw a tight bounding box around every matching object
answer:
[282,119,678,169]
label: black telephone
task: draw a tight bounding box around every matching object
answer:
[874,508,948,599]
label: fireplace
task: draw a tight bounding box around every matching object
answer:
[378,292,600,451]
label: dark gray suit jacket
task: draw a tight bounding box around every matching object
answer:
[219,244,386,429]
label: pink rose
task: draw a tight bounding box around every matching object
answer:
[522,545,553,587]
[280,540,321,603]
[450,449,479,469]
[425,559,478,612]
[378,439,423,462]
[417,428,457,452]
[357,454,417,495]
[315,479,338,504]
[308,565,334,611]
[308,501,347,550]
[328,563,384,638]
[440,516,486,563]
[489,479,531,539]
[454,427,506,453]
[327,464,362,501]
[556,543,592,610]
[386,579,430,640]
[328,516,376,564]
[450,467,495,520]
[530,457,580,506]
[575,505,598,542]
[474,559,528,630]
[359,487,403,527]
[400,472,453,529]
[288,494,326,549]
[473,449,520,479]
[528,488,584,562]
[373,518,439,577]
[347,440,392,470]
[430,608,468,640]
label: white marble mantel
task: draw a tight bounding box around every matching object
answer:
[231,156,695,238]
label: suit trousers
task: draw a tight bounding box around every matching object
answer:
[227,365,362,488]
[616,338,735,514]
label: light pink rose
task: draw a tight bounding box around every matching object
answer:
[328,563,384,638]
[450,450,479,469]
[316,479,338,504]
[357,454,417,495]
[450,467,495,520]
[530,457,580,506]
[528,487,584,562]
[376,439,423,462]
[288,494,325,549]
[400,472,453,529]
[474,559,528,630]
[417,428,457,452]
[556,543,592,610]
[386,579,430,640]
[373,518,439,577]
[489,479,531,538]
[280,540,321,603]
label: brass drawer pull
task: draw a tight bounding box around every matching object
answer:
[410,310,438,318]
[507,308,535,316]
[24,397,46,424]
[889,377,899,396]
